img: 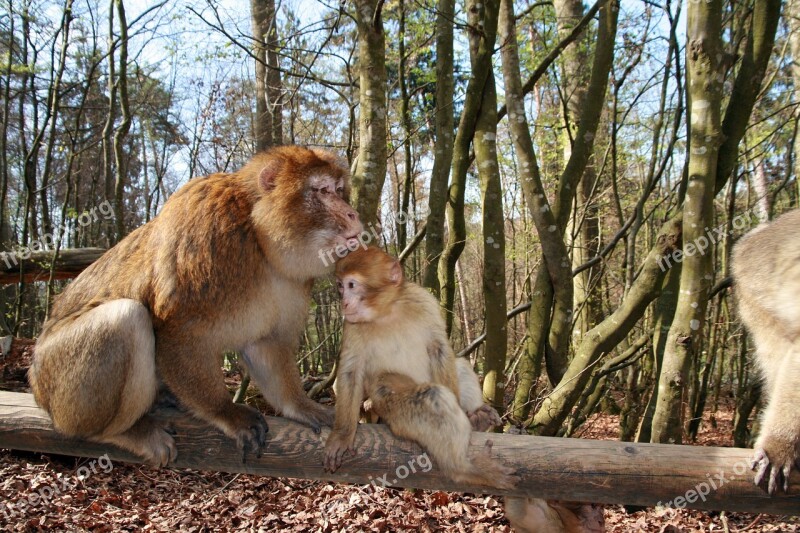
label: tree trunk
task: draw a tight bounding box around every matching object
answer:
[251,0,273,150]
[112,0,131,242]
[791,0,800,203]
[101,0,117,245]
[636,264,680,443]
[0,1,12,246]
[396,0,413,252]
[351,0,387,228]
[640,0,779,442]
[498,0,572,421]
[714,0,781,193]
[523,0,619,389]
[472,0,505,409]
[251,0,283,149]
[555,0,600,341]
[651,0,724,444]
[421,0,455,297]
[531,218,681,436]
[437,0,497,334]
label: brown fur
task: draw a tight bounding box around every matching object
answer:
[29,146,362,465]
[732,208,800,494]
[323,247,517,490]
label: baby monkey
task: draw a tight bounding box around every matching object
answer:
[732,209,800,495]
[323,247,517,490]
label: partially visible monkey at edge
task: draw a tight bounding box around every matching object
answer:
[322,246,517,490]
[29,146,363,466]
[732,208,800,494]
[456,338,605,533]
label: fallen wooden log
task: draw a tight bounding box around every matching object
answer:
[0,391,796,515]
[0,248,106,285]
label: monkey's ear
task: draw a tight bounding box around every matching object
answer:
[258,160,281,192]
[389,260,404,286]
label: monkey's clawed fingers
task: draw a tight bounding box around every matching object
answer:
[228,405,269,464]
[323,433,355,473]
[751,445,796,495]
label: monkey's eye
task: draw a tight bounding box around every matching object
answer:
[336,186,344,195]
[347,281,355,289]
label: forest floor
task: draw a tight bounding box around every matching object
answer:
[1,339,798,532]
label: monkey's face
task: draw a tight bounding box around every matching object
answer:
[252,147,364,279]
[335,248,405,324]
[304,173,363,255]
[337,274,377,323]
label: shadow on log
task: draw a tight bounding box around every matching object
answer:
[0,248,106,285]
[0,391,797,515]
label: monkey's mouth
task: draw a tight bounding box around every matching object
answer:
[343,233,361,248]
[342,311,363,323]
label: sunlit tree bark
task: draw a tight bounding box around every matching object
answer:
[112,0,131,242]
[472,0,505,409]
[498,0,572,422]
[651,0,724,444]
[437,0,498,333]
[421,0,455,297]
[350,0,387,228]
[251,0,283,150]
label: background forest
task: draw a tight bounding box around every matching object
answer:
[0,0,796,455]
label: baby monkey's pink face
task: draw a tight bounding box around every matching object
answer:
[334,246,404,325]
[336,274,378,323]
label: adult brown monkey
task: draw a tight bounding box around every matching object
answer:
[30,146,363,466]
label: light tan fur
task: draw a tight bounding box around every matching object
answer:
[505,498,605,533]
[456,357,503,432]
[323,247,517,490]
[732,208,800,494]
[370,372,514,488]
[29,146,363,466]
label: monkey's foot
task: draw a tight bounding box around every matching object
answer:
[467,405,503,432]
[751,434,799,494]
[224,404,269,463]
[103,416,177,467]
[289,401,335,434]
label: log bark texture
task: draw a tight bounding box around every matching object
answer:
[0,391,797,515]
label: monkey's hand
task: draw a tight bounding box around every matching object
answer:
[224,404,269,463]
[323,430,356,472]
[752,433,799,495]
[467,404,503,432]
